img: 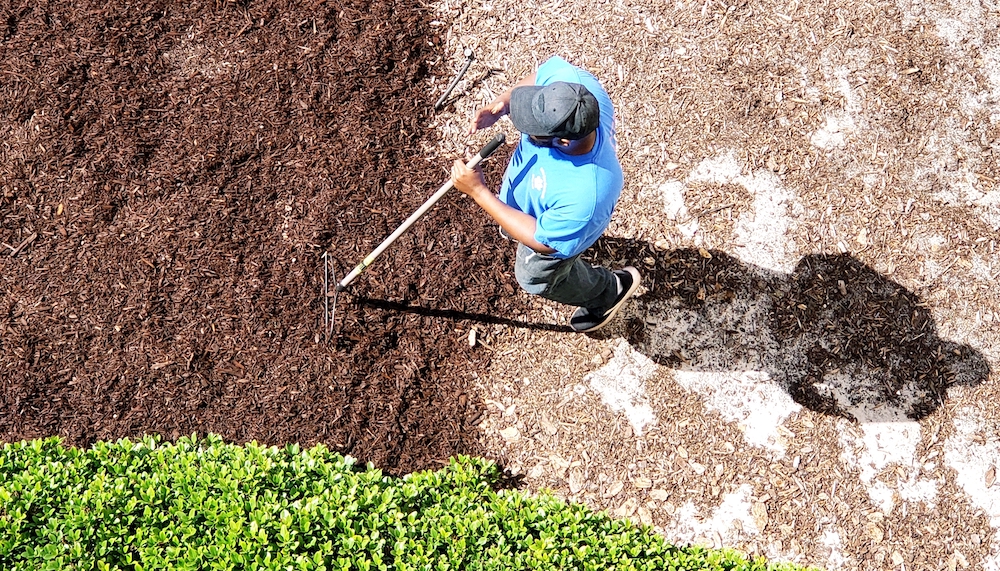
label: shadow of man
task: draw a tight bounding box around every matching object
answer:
[586,238,990,423]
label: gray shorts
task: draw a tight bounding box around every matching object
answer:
[513,243,618,311]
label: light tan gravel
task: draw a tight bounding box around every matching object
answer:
[428,0,1000,568]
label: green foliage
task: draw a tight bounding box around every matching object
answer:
[0,435,819,570]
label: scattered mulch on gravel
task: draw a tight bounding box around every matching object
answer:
[0,0,519,474]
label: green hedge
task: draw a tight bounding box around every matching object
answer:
[0,435,814,570]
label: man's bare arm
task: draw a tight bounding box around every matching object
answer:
[450,159,556,254]
[468,71,537,134]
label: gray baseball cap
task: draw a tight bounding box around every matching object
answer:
[509,81,600,140]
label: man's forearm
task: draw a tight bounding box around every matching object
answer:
[508,72,538,95]
[468,190,555,254]
[495,72,537,110]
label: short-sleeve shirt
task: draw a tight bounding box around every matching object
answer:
[499,56,624,259]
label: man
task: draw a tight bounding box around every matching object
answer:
[450,55,640,333]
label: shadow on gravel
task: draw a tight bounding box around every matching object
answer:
[586,237,991,422]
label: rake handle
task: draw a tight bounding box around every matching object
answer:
[336,132,506,291]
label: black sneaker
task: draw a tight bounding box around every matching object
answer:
[569,266,641,333]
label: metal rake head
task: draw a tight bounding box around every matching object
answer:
[321,252,339,340]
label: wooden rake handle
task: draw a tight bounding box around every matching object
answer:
[336,132,506,292]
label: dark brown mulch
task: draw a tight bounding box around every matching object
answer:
[0,0,520,474]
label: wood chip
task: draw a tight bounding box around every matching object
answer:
[499,426,520,442]
[539,416,558,436]
[549,455,571,471]
[752,501,768,531]
[616,498,638,518]
[8,233,37,257]
[604,480,624,498]
[866,511,885,523]
[527,463,546,479]
[867,523,884,543]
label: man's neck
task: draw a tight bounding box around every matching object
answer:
[559,131,597,156]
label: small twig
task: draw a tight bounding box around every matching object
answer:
[692,203,734,218]
[9,233,37,257]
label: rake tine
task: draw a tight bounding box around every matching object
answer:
[329,286,338,339]
[324,252,339,339]
[322,252,330,340]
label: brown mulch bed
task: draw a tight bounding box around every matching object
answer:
[0,0,519,474]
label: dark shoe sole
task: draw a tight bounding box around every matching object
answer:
[570,266,641,333]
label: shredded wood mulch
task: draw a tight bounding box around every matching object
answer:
[5,0,1000,569]
[0,0,521,474]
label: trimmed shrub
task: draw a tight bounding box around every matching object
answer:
[0,435,816,570]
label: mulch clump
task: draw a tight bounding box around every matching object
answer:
[0,0,519,474]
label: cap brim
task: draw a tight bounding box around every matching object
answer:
[509,86,554,137]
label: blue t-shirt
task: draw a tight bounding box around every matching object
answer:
[499,56,624,259]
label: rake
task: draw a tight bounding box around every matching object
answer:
[335,132,506,292]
